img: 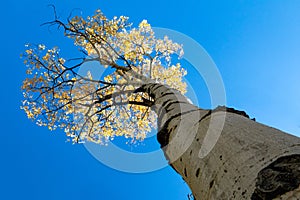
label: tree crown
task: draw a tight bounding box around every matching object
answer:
[21,9,187,144]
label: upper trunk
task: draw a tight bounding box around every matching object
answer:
[138,83,300,200]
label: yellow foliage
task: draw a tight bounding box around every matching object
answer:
[21,9,187,145]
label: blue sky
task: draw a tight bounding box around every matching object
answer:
[1,1,300,200]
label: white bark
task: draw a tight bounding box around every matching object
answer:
[140,83,300,200]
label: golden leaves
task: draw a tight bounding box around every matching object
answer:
[25,49,33,54]
[42,53,50,61]
[21,9,187,145]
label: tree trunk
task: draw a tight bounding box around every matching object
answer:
[139,83,300,200]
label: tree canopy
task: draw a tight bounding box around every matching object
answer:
[21,9,187,144]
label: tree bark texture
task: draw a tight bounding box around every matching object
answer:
[139,83,300,200]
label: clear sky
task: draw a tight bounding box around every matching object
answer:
[1,1,300,200]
